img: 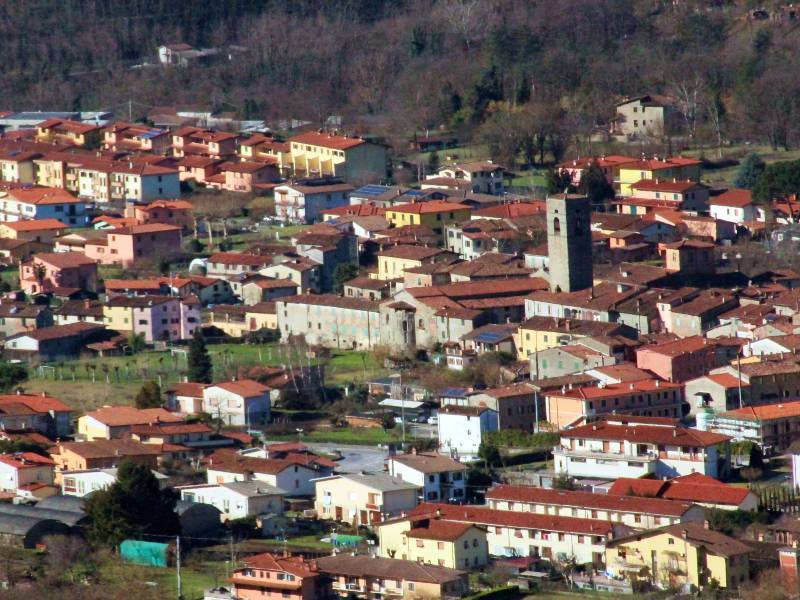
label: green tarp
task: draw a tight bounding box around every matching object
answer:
[120,539,169,567]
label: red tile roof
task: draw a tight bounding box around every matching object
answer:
[209,379,269,398]
[389,200,470,214]
[561,421,730,447]
[487,484,695,517]
[83,406,184,427]
[711,188,753,208]
[3,218,68,232]
[406,520,476,541]
[208,252,271,266]
[34,251,96,269]
[289,131,366,150]
[0,452,55,469]
[242,553,318,578]
[717,400,800,422]
[409,503,617,536]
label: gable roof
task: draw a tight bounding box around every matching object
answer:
[83,406,184,427]
[315,554,464,584]
[208,379,269,398]
[389,452,467,474]
[3,218,68,232]
[561,421,729,447]
[607,521,751,557]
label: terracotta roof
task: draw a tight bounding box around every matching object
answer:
[632,179,705,193]
[280,182,354,195]
[389,200,470,214]
[717,400,800,422]
[83,406,184,427]
[6,187,81,205]
[2,218,68,232]
[277,294,379,312]
[607,522,751,557]
[33,251,96,269]
[168,382,207,398]
[561,421,730,447]
[409,503,617,536]
[711,188,753,208]
[289,131,367,150]
[0,452,55,469]
[206,453,309,476]
[406,520,476,541]
[56,439,164,459]
[111,223,181,235]
[131,422,212,436]
[208,252,271,266]
[390,452,467,474]
[637,335,714,357]
[7,321,103,342]
[439,405,493,417]
[475,383,536,399]
[487,484,695,517]
[606,478,667,498]
[379,245,447,261]
[242,553,317,578]
[209,379,269,398]
[704,373,749,389]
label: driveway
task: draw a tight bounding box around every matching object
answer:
[302,442,388,473]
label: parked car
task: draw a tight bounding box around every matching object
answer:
[427,416,438,425]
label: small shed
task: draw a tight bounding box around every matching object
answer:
[0,504,88,528]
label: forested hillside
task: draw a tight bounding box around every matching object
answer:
[3,0,800,156]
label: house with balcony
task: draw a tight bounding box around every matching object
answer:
[434,162,506,195]
[171,126,239,159]
[84,223,182,267]
[553,417,731,480]
[274,180,354,223]
[205,453,322,496]
[208,160,279,193]
[614,179,709,215]
[386,450,467,503]
[35,118,101,147]
[617,157,702,197]
[103,295,199,342]
[178,481,286,522]
[376,515,489,570]
[238,134,292,175]
[314,471,419,526]
[102,122,170,154]
[227,552,319,600]
[0,218,68,243]
[288,131,387,182]
[315,554,469,600]
[485,484,707,530]
[0,185,90,226]
[705,401,800,455]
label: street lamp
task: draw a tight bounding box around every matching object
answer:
[296,428,304,443]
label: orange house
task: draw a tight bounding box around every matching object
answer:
[85,223,182,266]
[20,251,99,295]
[131,199,193,230]
[50,439,163,483]
[228,553,319,600]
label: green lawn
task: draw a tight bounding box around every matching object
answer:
[271,426,402,446]
[145,561,230,600]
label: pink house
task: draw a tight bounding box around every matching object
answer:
[85,223,182,266]
[636,336,719,383]
[20,252,99,295]
[105,294,201,342]
[131,199,193,230]
[216,161,279,193]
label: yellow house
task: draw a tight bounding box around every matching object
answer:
[515,316,632,360]
[36,118,102,148]
[288,131,387,182]
[246,303,278,330]
[377,516,488,570]
[239,134,292,175]
[0,152,37,183]
[313,472,419,527]
[605,522,751,591]
[384,201,471,235]
[375,246,452,281]
[618,157,702,197]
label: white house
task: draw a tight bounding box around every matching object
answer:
[273,182,354,224]
[178,481,286,521]
[0,186,91,226]
[708,189,761,226]
[438,405,499,461]
[386,450,467,503]
[61,467,168,497]
[200,379,271,427]
[743,335,800,358]
[554,417,731,480]
[0,452,55,496]
[205,454,321,496]
[313,472,420,525]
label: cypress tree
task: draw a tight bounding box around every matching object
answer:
[187,329,213,384]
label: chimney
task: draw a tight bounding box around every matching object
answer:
[703,519,710,530]
[681,529,688,539]
[673,429,677,437]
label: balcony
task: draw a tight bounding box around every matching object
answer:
[332,581,366,594]
[553,446,657,463]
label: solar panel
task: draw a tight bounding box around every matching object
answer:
[476,331,506,343]
[405,189,427,197]
[355,184,390,197]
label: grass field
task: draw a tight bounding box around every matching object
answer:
[270,426,402,446]
[25,342,387,411]
[681,144,800,185]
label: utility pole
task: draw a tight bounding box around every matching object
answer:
[737,352,744,409]
[128,99,133,121]
[176,535,183,600]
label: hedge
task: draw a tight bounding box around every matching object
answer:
[465,585,520,600]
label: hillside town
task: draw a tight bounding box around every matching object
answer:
[10,2,800,600]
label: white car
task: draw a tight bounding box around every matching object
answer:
[427,416,438,425]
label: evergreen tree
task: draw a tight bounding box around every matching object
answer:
[84,459,179,547]
[0,362,27,392]
[578,161,615,208]
[545,168,574,195]
[134,380,162,409]
[748,444,765,471]
[427,150,440,174]
[734,152,766,190]
[187,329,213,384]
[332,263,359,294]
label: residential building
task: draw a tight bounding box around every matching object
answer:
[617,157,701,197]
[376,245,454,281]
[530,345,616,379]
[485,485,706,530]
[435,162,506,194]
[613,95,678,139]
[103,295,199,342]
[659,290,738,337]
[314,472,419,525]
[315,554,468,600]
[3,321,106,361]
[288,131,387,182]
[409,502,629,566]
[659,239,716,275]
[202,379,271,427]
[211,160,279,193]
[0,301,53,339]
[557,155,636,188]
[705,401,800,454]
[0,452,55,496]
[19,251,98,295]
[0,218,68,243]
[386,451,467,503]
[453,383,542,432]
[178,481,286,522]
[343,276,391,301]
[102,121,170,153]
[515,316,636,360]
[228,552,319,600]
[377,516,488,569]
[130,199,193,230]
[61,467,168,497]
[36,118,102,147]
[205,453,324,496]
[50,439,163,483]
[444,219,521,259]
[553,417,731,480]
[84,223,182,267]
[205,252,273,279]
[54,299,104,326]
[636,336,719,383]
[438,405,499,461]
[77,406,185,440]
[608,473,759,512]
[261,258,321,294]
[707,359,800,409]
[0,150,41,184]
[685,373,749,416]
[238,134,292,174]
[605,522,751,590]
[616,179,709,215]
[0,393,71,439]
[277,294,381,349]
[172,126,239,158]
[384,201,471,237]
[274,181,354,223]
[241,277,298,305]
[709,188,760,226]
[544,378,684,429]
[0,185,90,226]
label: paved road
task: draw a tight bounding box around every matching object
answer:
[302,442,388,473]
